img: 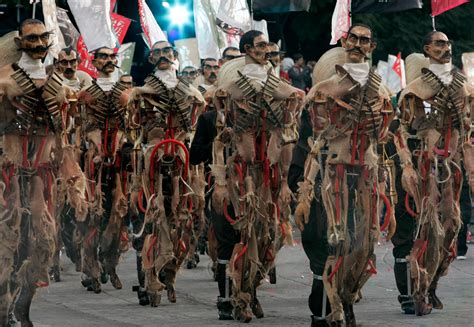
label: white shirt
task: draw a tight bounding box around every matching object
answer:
[429,62,453,85]
[63,77,81,91]
[342,62,370,86]
[96,77,116,92]
[241,63,268,83]
[17,52,47,79]
[154,69,178,88]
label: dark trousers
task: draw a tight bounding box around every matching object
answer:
[211,207,240,298]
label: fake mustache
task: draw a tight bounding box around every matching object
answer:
[18,44,52,53]
[441,51,452,59]
[64,68,75,75]
[209,72,217,79]
[157,57,173,65]
[346,47,368,59]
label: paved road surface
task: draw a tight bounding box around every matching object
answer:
[29,235,473,327]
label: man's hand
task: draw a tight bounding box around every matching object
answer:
[219,127,233,144]
[294,202,310,231]
[401,164,420,204]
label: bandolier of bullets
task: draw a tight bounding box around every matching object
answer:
[234,72,285,133]
[42,72,64,132]
[421,68,467,131]
[142,75,193,133]
[82,83,111,128]
[110,81,129,129]
[347,70,386,137]
[10,67,39,132]
[173,78,192,132]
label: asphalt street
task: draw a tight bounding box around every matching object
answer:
[29,234,473,327]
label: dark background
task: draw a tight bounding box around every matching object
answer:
[0,0,472,83]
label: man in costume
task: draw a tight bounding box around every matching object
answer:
[199,30,302,322]
[49,47,93,281]
[181,66,199,86]
[0,19,86,326]
[198,58,220,95]
[394,31,473,316]
[126,40,204,307]
[294,24,395,326]
[220,46,241,65]
[78,46,130,293]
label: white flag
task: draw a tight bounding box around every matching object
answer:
[67,0,117,51]
[42,0,65,58]
[330,0,350,45]
[138,0,167,48]
[387,54,406,94]
[194,0,222,59]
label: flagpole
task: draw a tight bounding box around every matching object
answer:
[250,0,254,29]
[32,2,36,18]
[431,15,436,31]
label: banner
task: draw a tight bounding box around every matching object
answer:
[431,0,470,16]
[462,52,474,87]
[330,0,350,45]
[42,0,66,58]
[138,0,167,48]
[386,53,406,94]
[175,38,200,70]
[352,0,423,13]
[194,0,222,59]
[252,0,311,13]
[56,7,80,50]
[67,0,117,51]
[111,13,131,45]
[77,36,98,78]
[112,42,136,80]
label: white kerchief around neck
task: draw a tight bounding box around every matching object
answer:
[342,62,370,86]
[96,76,116,92]
[154,69,178,88]
[63,77,81,91]
[18,52,47,79]
[241,63,268,83]
[429,62,453,85]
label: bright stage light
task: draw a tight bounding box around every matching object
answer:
[168,4,190,27]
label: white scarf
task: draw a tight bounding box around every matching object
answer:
[342,62,370,86]
[429,62,453,85]
[17,52,47,79]
[241,63,268,83]
[154,69,178,88]
[96,76,116,92]
[63,77,81,91]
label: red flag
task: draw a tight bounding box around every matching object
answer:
[77,36,98,79]
[392,52,402,78]
[431,0,470,16]
[110,0,117,12]
[111,13,131,45]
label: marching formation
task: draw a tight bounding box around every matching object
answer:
[0,18,472,327]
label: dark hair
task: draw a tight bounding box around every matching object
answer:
[19,18,44,36]
[60,46,76,56]
[182,66,197,71]
[293,53,303,62]
[422,30,443,57]
[93,46,114,59]
[239,30,264,53]
[222,46,239,57]
[201,58,217,69]
[346,23,374,39]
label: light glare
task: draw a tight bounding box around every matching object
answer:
[168,4,190,27]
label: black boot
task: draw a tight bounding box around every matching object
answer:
[311,315,328,327]
[217,297,234,320]
[343,303,356,327]
[428,288,443,310]
[133,253,150,305]
[397,295,415,314]
[49,266,60,282]
[268,266,277,284]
